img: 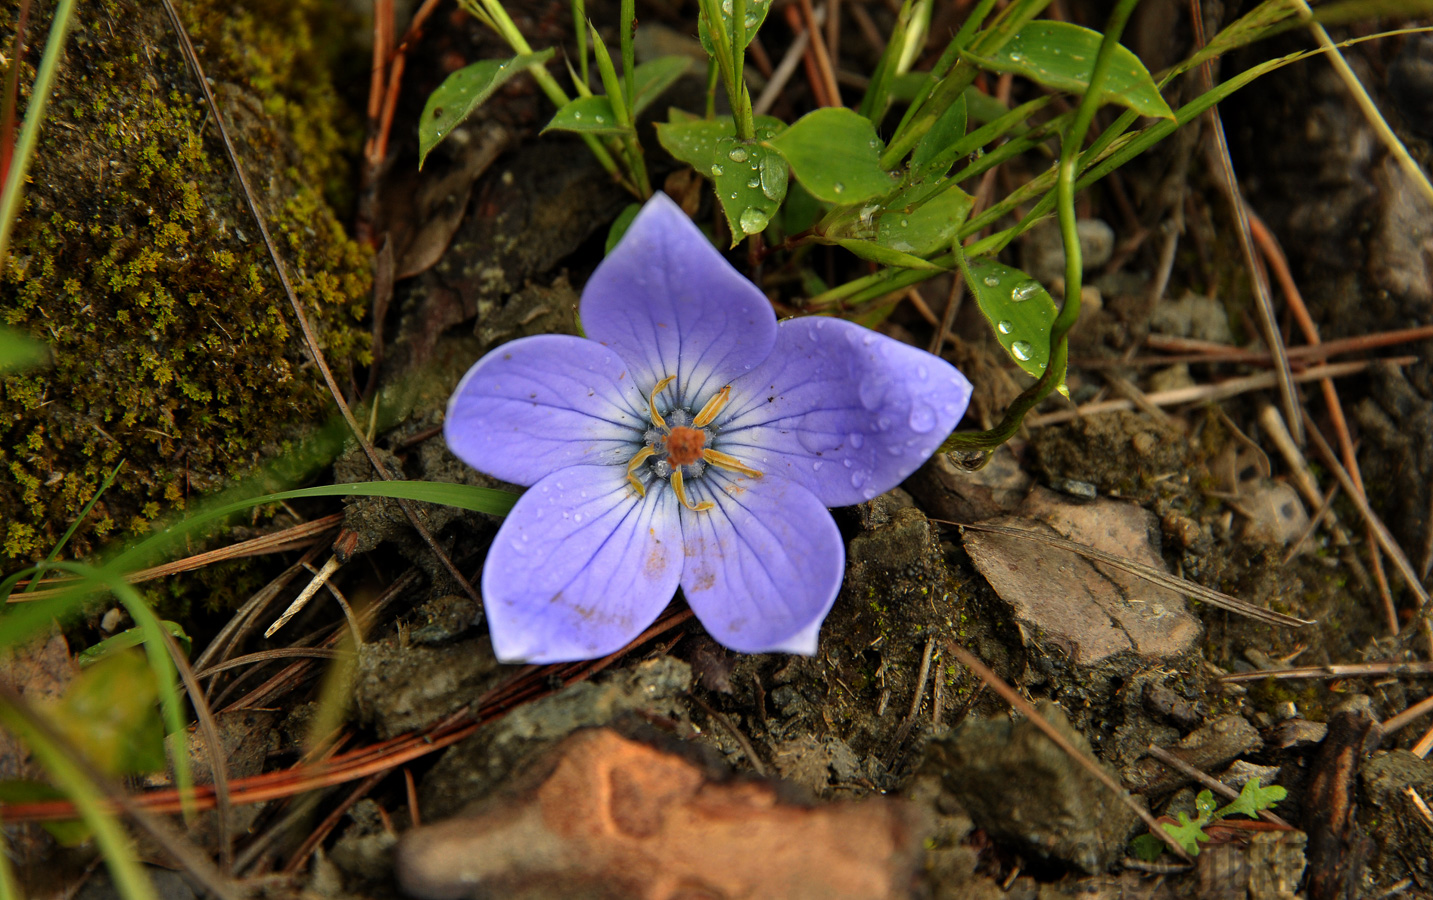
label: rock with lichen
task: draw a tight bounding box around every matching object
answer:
[0,0,370,570]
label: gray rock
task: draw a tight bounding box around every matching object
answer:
[1020,218,1117,287]
[1360,750,1433,884]
[1123,714,1264,796]
[418,657,692,819]
[923,701,1138,873]
[352,634,504,740]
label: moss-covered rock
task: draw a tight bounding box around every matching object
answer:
[0,0,370,567]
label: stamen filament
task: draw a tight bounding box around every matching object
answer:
[671,469,715,512]
[647,375,676,430]
[701,448,763,479]
[691,385,732,428]
[626,446,656,496]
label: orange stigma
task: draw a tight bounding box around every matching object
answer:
[664,426,706,466]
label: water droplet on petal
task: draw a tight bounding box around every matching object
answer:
[916,365,928,380]
[851,470,869,489]
[909,404,936,433]
[728,146,749,163]
[739,207,770,233]
[857,378,886,410]
[847,432,864,449]
[862,487,877,500]
[982,275,1000,287]
[997,319,1013,334]
[710,163,725,176]
[1011,340,1033,361]
[842,458,853,468]
[812,460,824,471]
[573,512,583,522]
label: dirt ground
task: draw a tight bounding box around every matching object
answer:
[2,0,1433,897]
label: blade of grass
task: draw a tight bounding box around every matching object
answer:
[23,460,125,594]
[0,0,77,263]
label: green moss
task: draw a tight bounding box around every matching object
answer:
[0,0,369,569]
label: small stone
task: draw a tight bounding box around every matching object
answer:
[1019,218,1117,286]
[1240,481,1310,547]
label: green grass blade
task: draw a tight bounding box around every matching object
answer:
[24,461,125,594]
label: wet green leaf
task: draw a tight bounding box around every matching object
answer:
[76,621,191,667]
[655,115,789,246]
[963,256,1064,390]
[0,326,46,374]
[964,21,1174,119]
[632,56,691,116]
[419,50,555,168]
[699,0,774,53]
[834,239,948,270]
[544,95,630,135]
[50,650,166,777]
[1217,777,1287,820]
[912,94,967,170]
[876,183,974,257]
[763,108,895,204]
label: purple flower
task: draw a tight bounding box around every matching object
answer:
[445,193,972,663]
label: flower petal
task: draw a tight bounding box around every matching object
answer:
[482,464,683,663]
[679,470,844,654]
[717,317,972,507]
[446,334,647,487]
[580,192,777,410]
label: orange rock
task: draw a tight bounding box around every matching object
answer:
[397,728,924,900]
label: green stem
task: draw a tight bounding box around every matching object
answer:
[0,0,77,264]
[943,0,1142,454]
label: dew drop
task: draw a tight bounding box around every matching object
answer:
[746,177,760,189]
[850,470,869,489]
[759,155,787,200]
[982,275,1000,287]
[843,458,853,468]
[857,378,887,410]
[899,218,909,227]
[739,207,770,234]
[721,0,733,13]
[908,404,936,433]
[997,319,1013,334]
[916,364,928,380]
[1008,51,1024,62]
[1011,282,1041,302]
[848,431,864,449]
[573,111,583,119]
[812,460,824,471]
[744,11,758,26]
[573,512,584,523]
[1011,340,1033,361]
[728,146,750,162]
[710,163,725,177]
[832,182,846,194]
[862,487,877,500]
[594,114,606,124]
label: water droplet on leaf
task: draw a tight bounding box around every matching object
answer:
[728,146,749,162]
[997,320,1013,334]
[1011,282,1041,302]
[982,275,1000,287]
[739,207,770,233]
[710,163,725,176]
[1011,340,1033,361]
[832,182,846,194]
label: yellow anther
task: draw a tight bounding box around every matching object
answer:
[626,446,656,496]
[647,375,676,430]
[701,448,763,479]
[671,469,715,512]
[692,385,732,428]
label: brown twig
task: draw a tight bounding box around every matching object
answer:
[796,0,840,106]
[1219,660,1433,684]
[157,0,480,605]
[943,643,1192,862]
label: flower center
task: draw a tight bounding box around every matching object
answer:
[663,426,706,466]
[625,375,762,511]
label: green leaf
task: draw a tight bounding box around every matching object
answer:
[1216,777,1288,820]
[0,325,46,374]
[76,621,191,667]
[962,256,1064,390]
[699,0,773,54]
[632,56,691,116]
[605,203,641,254]
[764,108,895,204]
[835,239,948,270]
[655,115,789,246]
[1195,789,1218,820]
[1129,833,1167,862]
[544,95,631,135]
[964,21,1174,119]
[52,650,166,777]
[912,94,967,170]
[877,183,974,257]
[1161,811,1211,856]
[419,50,556,168]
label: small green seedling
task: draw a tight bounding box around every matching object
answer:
[1131,777,1289,860]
